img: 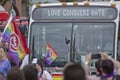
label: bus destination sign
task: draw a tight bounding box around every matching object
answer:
[32,6,118,20]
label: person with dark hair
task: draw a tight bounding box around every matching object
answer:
[6,67,25,80]
[22,64,38,80]
[63,63,86,80]
[95,59,115,79]
[101,59,114,74]
[85,53,120,80]
[32,58,52,80]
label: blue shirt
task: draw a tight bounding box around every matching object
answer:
[0,59,11,77]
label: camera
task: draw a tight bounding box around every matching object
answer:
[92,54,101,59]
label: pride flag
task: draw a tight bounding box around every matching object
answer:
[45,43,58,65]
[2,16,29,65]
[52,73,63,80]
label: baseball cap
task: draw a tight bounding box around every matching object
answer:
[32,58,37,64]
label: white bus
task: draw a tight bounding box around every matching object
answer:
[28,2,119,71]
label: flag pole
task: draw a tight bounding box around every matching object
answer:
[0,13,13,42]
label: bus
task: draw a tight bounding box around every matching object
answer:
[28,1,120,77]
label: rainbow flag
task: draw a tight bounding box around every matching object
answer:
[45,43,58,65]
[2,17,29,65]
[52,73,63,80]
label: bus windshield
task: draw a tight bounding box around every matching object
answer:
[30,22,115,67]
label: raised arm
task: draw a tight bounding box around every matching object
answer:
[84,53,92,75]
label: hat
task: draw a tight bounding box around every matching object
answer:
[32,58,37,64]
[32,58,42,67]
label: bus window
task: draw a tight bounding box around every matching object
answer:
[75,23,115,55]
[30,23,72,67]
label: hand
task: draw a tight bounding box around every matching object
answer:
[86,53,92,62]
[39,77,47,80]
[41,73,47,80]
[100,52,110,59]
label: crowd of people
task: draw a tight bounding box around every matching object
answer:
[0,42,120,80]
[63,53,120,80]
[0,49,52,80]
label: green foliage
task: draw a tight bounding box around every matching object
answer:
[0,0,9,6]
[23,0,32,7]
[0,0,3,2]
[35,1,49,4]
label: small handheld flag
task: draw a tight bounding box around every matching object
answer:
[45,43,58,65]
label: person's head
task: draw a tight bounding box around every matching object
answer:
[6,67,25,80]
[95,59,114,75]
[101,59,114,74]
[32,58,43,73]
[23,64,38,80]
[37,58,43,72]
[63,63,86,80]
[0,48,6,60]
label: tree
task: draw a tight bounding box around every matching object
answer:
[0,0,31,16]
[22,0,31,16]
[22,0,48,16]
[0,0,20,16]
[12,2,20,16]
[0,0,9,6]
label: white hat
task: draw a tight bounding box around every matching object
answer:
[32,58,37,64]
